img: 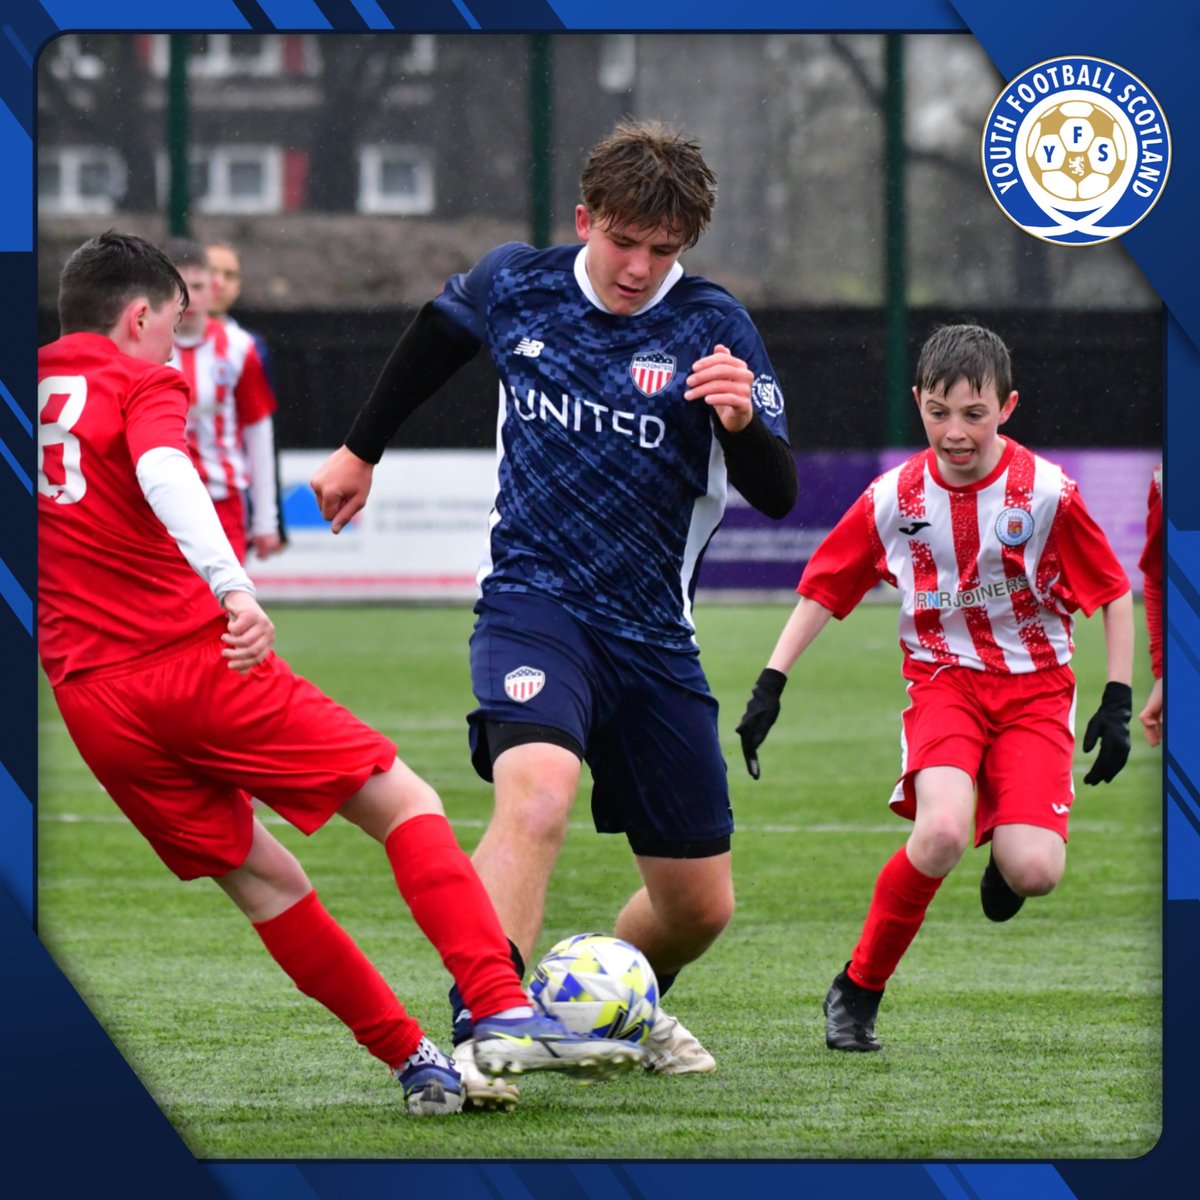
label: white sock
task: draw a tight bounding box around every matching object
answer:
[489,1005,535,1020]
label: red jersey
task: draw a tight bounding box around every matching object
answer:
[169,317,276,500]
[1138,465,1163,678]
[38,333,223,686]
[800,439,1130,676]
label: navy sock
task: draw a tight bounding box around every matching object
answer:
[450,938,525,1044]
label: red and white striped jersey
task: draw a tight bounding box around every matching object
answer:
[169,317,276,501]
[1138,464,1163,678]
[799,439,1130,676]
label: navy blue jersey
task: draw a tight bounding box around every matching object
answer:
[433,242,789,649]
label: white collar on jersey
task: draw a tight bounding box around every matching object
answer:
[573,246,685,316]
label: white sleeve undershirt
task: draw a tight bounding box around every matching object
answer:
[135,445,256,601]
[242,417,280,538]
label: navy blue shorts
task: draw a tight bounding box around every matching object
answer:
[467,591,732,857]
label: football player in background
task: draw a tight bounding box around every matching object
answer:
[311,119,798,1107]
[206,238,289,553]
[737,323,1133,1052]
[164,238,283,563]
[37,232,643,1118]
[1138,464,1163,745]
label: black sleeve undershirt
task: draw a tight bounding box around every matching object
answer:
[712,411,798,519]
[343,301,481,464]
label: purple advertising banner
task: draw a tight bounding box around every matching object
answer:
[703,448,1159,594]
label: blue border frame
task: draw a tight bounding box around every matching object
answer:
[5,3,1195,1196]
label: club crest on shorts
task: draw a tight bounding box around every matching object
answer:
[504,665,546,702]
[995,506,1035,547]
[981,56,1170,245]
[630,349,676,397]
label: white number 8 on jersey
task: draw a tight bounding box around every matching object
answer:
[38,375,88,504]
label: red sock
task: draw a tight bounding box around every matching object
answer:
[253,889,422,1069]
[386,813,528,1021]
[848,845,944,991]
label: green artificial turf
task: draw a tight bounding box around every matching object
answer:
[37,601,1161,1160]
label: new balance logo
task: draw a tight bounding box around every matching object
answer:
[514,337,544,358]
[899,521,932,536]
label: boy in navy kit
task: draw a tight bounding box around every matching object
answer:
[737,323,1132,1052]
[312,119,797,1107]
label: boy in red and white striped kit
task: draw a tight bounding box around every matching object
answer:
[38,232,642,1116]
[165,239,283,563]
[736,324,1133,1051]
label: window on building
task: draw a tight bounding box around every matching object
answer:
[46,34,107,80]
[149,34,285,77]
[397,35,437,74]
[157,145,283,214]
[38,147,126,215]
[598,35,636,92]
[358,145,435,215]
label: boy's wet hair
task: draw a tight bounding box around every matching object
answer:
[580,119,717,249]
[58,231,186,335]
[915,324,1013,403]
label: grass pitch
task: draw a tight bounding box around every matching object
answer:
[36,601,1161,1160]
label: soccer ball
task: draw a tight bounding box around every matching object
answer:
[1025,100,1128,202]
[529,932,659,1045]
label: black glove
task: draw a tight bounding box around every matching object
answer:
[735,668,788,780]
[1082,681,1133,785]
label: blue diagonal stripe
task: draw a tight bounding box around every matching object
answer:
[450,0,482,28]
[0,761,32,925]
[0,435,32,495]
[0,555,32,635]
[956,1165,1079,1200]
[38,2,250,28]
[1166,617,1200,676]
[1167,756,1200,835]
[3,23,32,69]
[925,1165,980,1200]
[0,377,31,437]
[1167,551,1200,624]
[347,0,392,26]
[256,0,333,27]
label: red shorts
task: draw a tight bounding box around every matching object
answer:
[889,660,1077,845]
[53,617,397,880]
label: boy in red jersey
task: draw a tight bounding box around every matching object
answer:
[37,232,641,1114]
[736,323,1133,1051]
[1138,465,1163,745]
[164,238,283,563]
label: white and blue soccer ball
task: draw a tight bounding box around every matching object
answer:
[529,932,658,1046]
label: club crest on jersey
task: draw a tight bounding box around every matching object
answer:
[752,374,784,418]
[630,349,676,397]
[995,506,1035,547]
[504,665,546,703]
[210,360,235,387]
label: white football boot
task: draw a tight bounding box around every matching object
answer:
[450,1038,520,1112]
[643,1008,716,1074]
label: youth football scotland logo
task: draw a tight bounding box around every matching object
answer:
[981,56,1170,245]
